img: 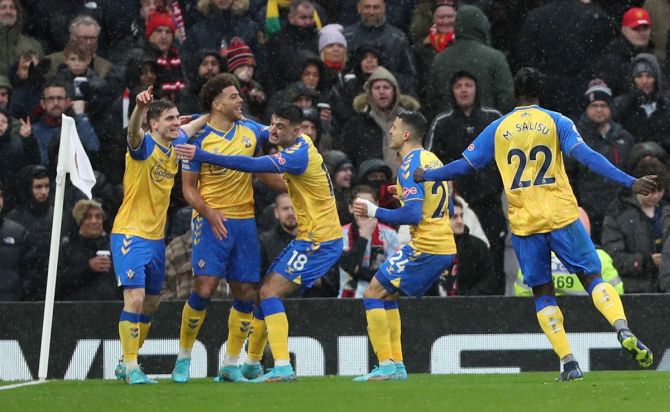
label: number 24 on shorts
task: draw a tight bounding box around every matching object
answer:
[287,250,309,271]
[388,253,408,273]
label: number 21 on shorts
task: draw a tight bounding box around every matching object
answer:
[287,250,308,271]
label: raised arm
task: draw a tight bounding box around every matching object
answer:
[180,113,210,138]
[127,86,153,149]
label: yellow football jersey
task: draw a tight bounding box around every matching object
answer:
[112,131,186,240]
[463,105,581,235]
[182,120,265,219]
[397,149,457,255]
[268,134,342,243]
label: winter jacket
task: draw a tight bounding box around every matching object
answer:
[451,227,497,296]
[0,1,43,76]
[426,5,513,118]
[259,224,295,276]
[46,52,113,80]
[261,23,319,93]
[601,195,668,293]
[0,216,30,301]
[32,112,100,166]
[593,36,653,97]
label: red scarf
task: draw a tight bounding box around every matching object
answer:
[428,24,454,53]
[323,59,343,71]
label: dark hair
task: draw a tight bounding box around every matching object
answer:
[397,111,427,142]
[514,67,544,101]
[199,73,240,112]
[452,198,463,210]
[274,105,304,124]
[147,99,176,123]
[290,0,314,14]
[42,80,70,98]
[349,184,378,203]
[633,157,670,191]
[450,70,477,87]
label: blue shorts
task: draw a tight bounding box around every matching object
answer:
[269,238,343,289]
[376,245,455,297]
[111,234,165,295]
[512,219,601,288]
[192,216,260,283]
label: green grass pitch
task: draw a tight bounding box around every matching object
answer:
[2,372,670,412]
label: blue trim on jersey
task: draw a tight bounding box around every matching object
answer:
[232,300,255,313]
[120,310,140,322]
[424,157,476,181]
[187,292,210,311]
[260,297,285,316]
[363,298,385,310]
[586,276,604,295]
[570,143,635,188]
[534,295,557,312]
[375,201,422,225]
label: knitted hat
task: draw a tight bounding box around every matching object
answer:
[322,150,353,177]
[584,79,613,107]
[146,10,176,38]
[318,24,347,52]
[633,58,656,78]
[622,7,651,29]
[226,37,256,72]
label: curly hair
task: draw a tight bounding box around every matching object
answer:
[199,73,240,112]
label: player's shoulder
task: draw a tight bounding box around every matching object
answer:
[188,124,211,145]
[286,134,312,153]
[418,149,443,168]
[238,118,268,135]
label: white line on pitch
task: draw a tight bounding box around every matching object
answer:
[0,380,49,391]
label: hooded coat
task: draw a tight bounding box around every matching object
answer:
[593,35,654,97]
[337,66,420,172]
[426,5,513,118]
[0,0,44,76]
[613,53,670,152]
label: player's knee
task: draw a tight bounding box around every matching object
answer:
[142,296,161,314]
[124,291,145,312]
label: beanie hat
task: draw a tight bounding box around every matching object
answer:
[622,7,651,29]
[146,10,177,38]
[322,150,353,177]
[318,24,347,52]
[584,79,613,107]
[225,37,256,72]
[633,58,656,78]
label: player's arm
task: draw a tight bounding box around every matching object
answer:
[414,158,476,182]
[181,171,228,240]
[180,113,210,138]
[127,86,153,149]
[353,198,422,225]
[255,173,288,192]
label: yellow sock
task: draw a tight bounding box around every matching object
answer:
[591,282,627,325]
[364,298,392,363]
[179,302,206,351]
[226,306,254,358]
[138,322,151,350]
[247,316,268,362]
[386,305,403,362]
[119,311,140,364]
[261,297,290,361]
[536,305,572,359]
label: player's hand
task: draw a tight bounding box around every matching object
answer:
[175,144,196,161]
[652,253,662,268]
[205,208,228,240]
[179,115,192,125]
[353,198,378,218]
[631,175,657,195]
[19,117,31,137]
[89,255,112,273]
[135,85,153,109]
[356,215,377,239]
[414,167,426,183]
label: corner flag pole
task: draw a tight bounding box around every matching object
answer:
[38,115,96,381]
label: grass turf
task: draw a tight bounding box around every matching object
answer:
[2,372,669,412]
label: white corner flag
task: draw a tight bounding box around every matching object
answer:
[37,114,97,381]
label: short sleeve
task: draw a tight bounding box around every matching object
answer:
[240,119,270,145]
[181,129,207,173]
[269,140,309,174]
[462,121,496,170]
[398,154,425,202]
[554,114,584,155]
[128,132,154,161]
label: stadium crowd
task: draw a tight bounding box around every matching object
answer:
[2,0,670,301]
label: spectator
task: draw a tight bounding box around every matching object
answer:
[425,70,506,294]
[338,66,420,172]
[409,0,455,44]
[414,1,456,97]
[259,193,297,275]
[0,73,10,110]
[226,37,266,120]
[0,106,36,210]
[261,0,326,36]
[0,183,30,301]
[511,0,617,116]
[344,0,418,95]
[181,0,258,84]
[339,184,399,297]
[0,0,44,76]
[645,0,670,62]
[331,44,383,126]
[56,199,117,301]
[45,15,113,80]
[593,7,654,97]
[322,150,354,226]
[437,199,496,296]
[613,53,670,151]
[261,0,320,93]
[601,157,670,293]
[6,165,53,300]
[301,106,332,152]
[318,24,348,92]
[142,9,185,101]
[8,47,46,120]
[178,49,223,114]
[162,229,228,300]
[571,80,634,243]
[426,5,513,118]
[515,207,624,296]
[357,158,399,210]
[32,81,100,166]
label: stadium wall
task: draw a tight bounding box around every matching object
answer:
[2,296,670,380]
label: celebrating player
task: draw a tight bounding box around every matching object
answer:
[175,105,343,382]
[171,74,284,383]
[351,111,457,381]
[111,86,208,384]
[415,67,656,380]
